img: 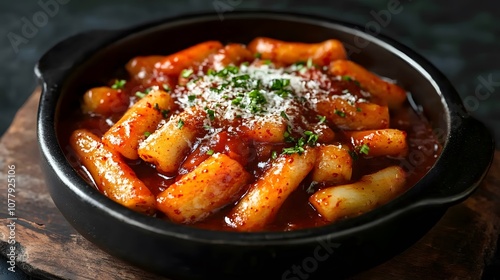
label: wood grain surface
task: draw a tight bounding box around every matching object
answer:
[0,89,499,280]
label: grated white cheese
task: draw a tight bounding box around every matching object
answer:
[172,63,350,129]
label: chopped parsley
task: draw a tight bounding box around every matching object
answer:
[188,95,197,102]
[306,58,314,68]
[254,52,262,59]
[342,75,353,82]
[356,107,362,112]
[206,108,215,121]
[334,109,346,118]
[281,130,319,155]
[206,149,215,156]
[177,119,184,129]
[280,111,289,120]
[271,150,278,160]
[207,69,216,76]
[304,131,319,146]
[342,75,361,86]
[317,115,326,124]
[111,79,126,89]
[359,144,370,155]
[162,84,171,92]
[135,91,147,99]
[181,69,194,78]
[271,79,291,97]
[283,125,295,143]
[143,131,151,137]
[248,89,267,113]
[282,145,305,155]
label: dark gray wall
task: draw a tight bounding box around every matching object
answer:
[1,0,499,146]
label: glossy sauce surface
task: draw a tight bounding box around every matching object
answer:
[60,47,441,232]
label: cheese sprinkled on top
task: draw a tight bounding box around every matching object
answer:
[172,62,357,130]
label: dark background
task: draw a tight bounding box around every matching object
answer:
[1,0,499,279]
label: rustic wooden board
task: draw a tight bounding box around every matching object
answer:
[0,88,499,280]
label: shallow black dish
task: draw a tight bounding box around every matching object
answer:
[36,11,494,280]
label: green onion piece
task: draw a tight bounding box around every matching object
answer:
[143,131,151,137]
[206,149,215,155]
[271,151,278,160]
[359,144,370,155]
[306,58,313,68]
[135,91,147,98]
[177,119,184,129]
[280,111,289,120]
[181,69,194,78]
[206,109,215,121]
[317,115,326,124]
[111,79,126,89]
[334,109,346,118]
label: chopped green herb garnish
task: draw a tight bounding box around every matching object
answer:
[280,111,289,120]
[248,89,267,113]
[254,52,262,59]
[317,115,326,124]
[135,91,147,98]
[162,84,170,91]
[206,149,215,155]
[111,79,126,89]
[283,125,295,143]
[161,109,170,118]
[359,144,370,155]
[232,96,243,106]
[143,131,151,137]
[306,58,313,68]
[216,65,239,78]
[263,59,272,65]
[282,145,305,155]
[206,108,215,121]
[188,95,196,102]
[177,119,184,129]
[334,109,346,118]
[271,150,278,160]
[304,131,319,146]
[356,107,362,112]
[232,74,250,88]
[207,69,216,76]
[181,69,194,78]
[342,75,361,86]
[271,79,290,90]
